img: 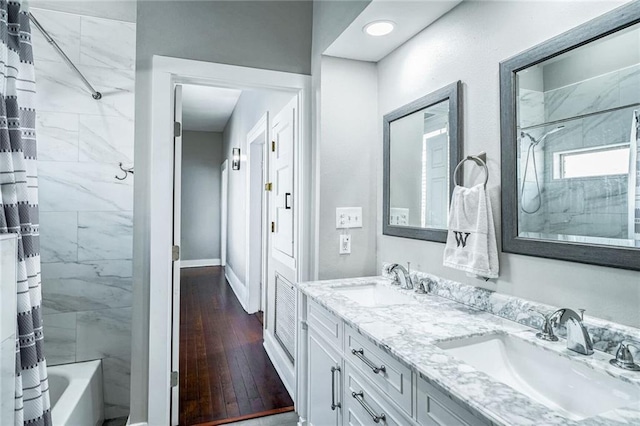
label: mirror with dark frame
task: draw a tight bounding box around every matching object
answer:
[383,81,463,242]
[500,1,640,270]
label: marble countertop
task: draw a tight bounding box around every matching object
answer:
[297,276,640,426]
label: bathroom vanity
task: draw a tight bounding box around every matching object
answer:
[296,271,640,425]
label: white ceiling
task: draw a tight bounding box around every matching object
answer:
[181,85,242,133]
[324,0,462,63]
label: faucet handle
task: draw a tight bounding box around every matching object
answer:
[415,278,432,294]
[529,309,559,342]
[610,342,640,371]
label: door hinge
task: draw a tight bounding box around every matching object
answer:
[172,245,180,261]
[171,371,178,387]
[174,122,182,138]
[265,182,273,191]
[271,141,276,152]
[301,320,308,331]
[271,222,275,233]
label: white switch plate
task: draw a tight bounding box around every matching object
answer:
[336,207,362,229]
[340,234,351,254]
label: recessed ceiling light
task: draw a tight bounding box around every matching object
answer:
[363,21,395,37]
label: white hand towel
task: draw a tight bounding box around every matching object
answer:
[443,184,499,278]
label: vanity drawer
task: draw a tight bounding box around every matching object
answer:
[345,326,412,416]
[343,363,415,426]
[417,377,489,426]
[308,299,343,350]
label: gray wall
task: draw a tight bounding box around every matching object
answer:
[131,2,312,423]
[376,0,640,328]
[311,0,371,279]
[181,131,223,261]
[222,89,295,284]
[318,56,378,279]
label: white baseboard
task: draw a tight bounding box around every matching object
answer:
[181,258,221,268]
[225,265,248,311]
[264,331,295,401]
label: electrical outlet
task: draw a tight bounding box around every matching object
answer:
[340,234,351,255]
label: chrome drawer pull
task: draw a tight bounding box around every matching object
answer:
[352,391,386,423]
[330,366,341,410]
[351,348,386,374]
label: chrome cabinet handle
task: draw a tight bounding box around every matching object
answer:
[351,391,386,423]
[351,348,386,374]
[330,366,341,410]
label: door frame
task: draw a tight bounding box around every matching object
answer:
[144,56,312,426]
[170,84,183,426]
[245,113,269,315]
[221,160,228,267]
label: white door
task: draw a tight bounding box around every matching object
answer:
[308,330,342,425]
[170,84,183,426]
[425,131,449,229]
[221,160,228,266]
[271,98,296,263]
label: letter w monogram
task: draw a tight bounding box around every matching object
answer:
[453,231,471,248]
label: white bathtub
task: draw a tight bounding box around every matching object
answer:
[48,360,104,426]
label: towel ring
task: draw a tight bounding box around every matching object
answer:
[453,152,489,188]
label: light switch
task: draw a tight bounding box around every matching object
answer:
[340,234,351,254]
[336,207,363,229]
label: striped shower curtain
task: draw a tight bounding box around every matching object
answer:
[0,1,51,425]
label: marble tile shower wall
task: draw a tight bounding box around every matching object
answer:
[519,64,640,238]
[32,9,135,419]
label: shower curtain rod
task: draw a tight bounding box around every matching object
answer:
[520,102,640,132]
[28,12,102,100]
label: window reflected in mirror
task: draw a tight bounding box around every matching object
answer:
[516,22,640,248]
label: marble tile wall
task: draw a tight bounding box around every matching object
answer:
[32,8,135,420]
[518,65,640,239]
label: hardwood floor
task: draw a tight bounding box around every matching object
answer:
[179,266,294,426]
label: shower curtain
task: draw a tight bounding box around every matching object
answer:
[0,1,51,425]
[631,110,640,245]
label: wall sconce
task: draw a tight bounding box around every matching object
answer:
[232,148,241,170]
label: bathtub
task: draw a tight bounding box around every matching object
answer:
[48,360,104,426]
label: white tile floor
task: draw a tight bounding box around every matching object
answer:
[226,411,298,426]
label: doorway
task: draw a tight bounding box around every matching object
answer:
[221,160,228,267]
[246,114,269,315]
[174,80,301,425]
[144,57,311,426]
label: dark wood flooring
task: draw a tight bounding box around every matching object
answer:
[179,266,294,426]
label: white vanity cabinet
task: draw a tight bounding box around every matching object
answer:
[308,329,343,425]
[301,296,490,426]
[306,300,345,426]
[417,377,490,426]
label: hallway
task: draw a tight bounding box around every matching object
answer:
[179,267,294,426]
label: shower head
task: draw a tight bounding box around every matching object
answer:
[521,125,565,146]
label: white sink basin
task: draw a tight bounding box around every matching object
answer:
[436,333,640,420]
[334,283,418,307]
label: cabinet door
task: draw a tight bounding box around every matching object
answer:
[417,377,489,426]
[308,330,342,426]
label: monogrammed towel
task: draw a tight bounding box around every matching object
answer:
[443,184,499,278]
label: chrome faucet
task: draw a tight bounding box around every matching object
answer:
[415,277,434,294]
[388,263,413,290]
[534,308,594,355]
[610,342,640,371]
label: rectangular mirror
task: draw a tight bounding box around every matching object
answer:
[500,2,640,270]
[383,81,462,242]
